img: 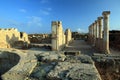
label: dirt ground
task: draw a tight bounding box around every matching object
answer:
[95,62,120,80]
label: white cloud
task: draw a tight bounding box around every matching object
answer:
[0,16,42,28]
[27,16,42,27]
[19,9,27,13]
[77,28,85,33]
[40,8,52,15]
[40,10,50,15]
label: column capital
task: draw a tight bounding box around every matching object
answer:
[95,20,98,23]
[90,24,92,28]
[92,22,95,26]
[102,11,110,16]
[98,16,103,20]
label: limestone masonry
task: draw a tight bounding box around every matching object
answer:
[0,28,29,48]
[51,21,72,51]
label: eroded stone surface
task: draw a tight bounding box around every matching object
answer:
[0,48,37,80]
[0,49,101,80]
[47,55,101,80]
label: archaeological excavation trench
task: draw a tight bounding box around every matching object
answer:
[0,51,20,80]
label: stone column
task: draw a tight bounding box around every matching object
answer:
[51,21,63,51]
[91,24,94,38]
[93,22,96,46]
[65,29,72,46]
[98,17,103,38]
[90,25,92,36]
[91,24,94,44]
[92,23,94,38]
[102,11,110,54]
[90,25,93,44]
[95,20,98,38]
[89,25,91,37]
[51,21,58,51]
[88,25,91,44]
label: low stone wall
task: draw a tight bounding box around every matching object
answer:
[0,49,37,80]
[0,51,20,78]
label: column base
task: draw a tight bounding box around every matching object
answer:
[103,50,110,54]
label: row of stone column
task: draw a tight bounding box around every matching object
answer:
[88,11,110,54]
[51,21,72,51]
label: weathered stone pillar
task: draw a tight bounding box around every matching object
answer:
[102,11,110,54]
[88,25,91,44]
[91,23,94,45]
[98,17,103,38]
[90,25,92,36]
[92,23,94,38]
[90,25,93,44]
[93,22,96,46]
[51,21,58,51]
[95,20,98,38]
[65,29,72,46]
[91,24,94,38]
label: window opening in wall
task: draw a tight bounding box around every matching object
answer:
[20,32,23,38]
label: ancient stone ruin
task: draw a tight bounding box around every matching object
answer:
[88,11,111,54]
[0,28,29,48]
[0,11,119,80]
[51,21,72,51]
[28,34,51,44]
[65,29,72,46]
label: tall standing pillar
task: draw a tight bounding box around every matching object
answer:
[51,21,58,51]
[91,23,94,44]
[92,23,94,38]
[89,25,92,44]
[91,24,93,37]
[95,20,98,38]
[98,17,103,51]
[98,17,103,38]
[102,11,110,54]
[93,22,96,46]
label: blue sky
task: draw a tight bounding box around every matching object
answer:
[0,0,120,34]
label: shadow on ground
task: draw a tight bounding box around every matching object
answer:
[0,51,20,80]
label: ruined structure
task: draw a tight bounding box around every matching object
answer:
[28,34,51,44]
[51,21,72,51]
[65,29,72,46]
[51,21,66,51]
[0,28,29,48]
[102,11,110,54]
[88,11,110,54]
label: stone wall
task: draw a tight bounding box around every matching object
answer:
[0,28,29,48]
